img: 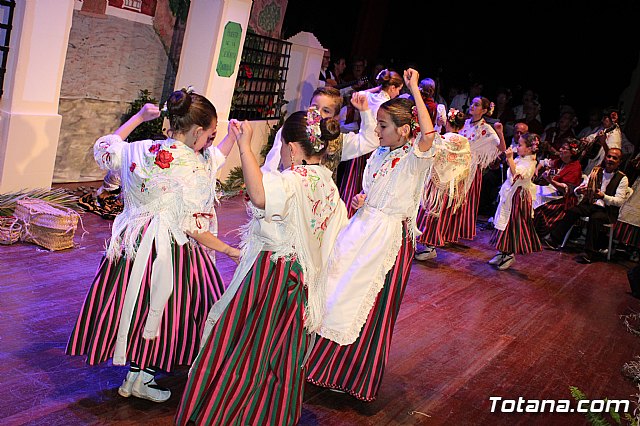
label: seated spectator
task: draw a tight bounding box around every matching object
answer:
[577,107,602,139]
[581,107,623,175]
[492,87,516,139]
[450,81,484,116]
[513,88,542,123]
[319,49,337,88]
[522,100,545,136]
[545,148,630,263]
[539,109,578,160]
[533,139,584,237]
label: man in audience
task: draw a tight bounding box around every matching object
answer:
[545,148,629,263]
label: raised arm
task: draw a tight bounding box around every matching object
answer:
[494,122,507,152]
[114,103,161,140]
[214,120,239,157]
[233,120,265,209]
[341,92,379,160]
[404,68,435,152]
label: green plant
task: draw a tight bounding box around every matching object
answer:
[121,90,164,142]
[168,0,190,23]
[569,386,639,426]
[217,166,245,199]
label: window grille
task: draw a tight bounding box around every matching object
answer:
[123,0,142,12]
[0,0,15,98]
[230,32,291,121]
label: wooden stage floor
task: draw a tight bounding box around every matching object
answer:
[1,190,639,425]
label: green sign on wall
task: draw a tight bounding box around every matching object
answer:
[216,22,242,78]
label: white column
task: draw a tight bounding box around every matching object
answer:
[0,0,75,192]
[174,0,252,122]
[283,31,324,116]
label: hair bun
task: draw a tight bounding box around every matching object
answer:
[320,118,340,142]
[166,89,192,117]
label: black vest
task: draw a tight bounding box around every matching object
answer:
[583,167,626,222]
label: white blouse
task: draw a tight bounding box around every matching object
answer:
[203,165,348,340]
[93,134,226,366]
[493,154,538,231]
[318,138,436,345]
[459,118,500,191]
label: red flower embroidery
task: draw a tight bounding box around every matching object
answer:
[170,144,177,149]
[294,166,308,176]
[129,162,137,172]
[149,143,161,154]
[391,157,401,168]
[482,130,487,136]
[154,149,174,169]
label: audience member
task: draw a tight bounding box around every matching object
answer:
[545,148,629,263]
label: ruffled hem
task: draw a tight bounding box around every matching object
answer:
[318,223,402,345]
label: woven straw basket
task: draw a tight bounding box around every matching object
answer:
[0,216,23,245]
[14,198,80,251]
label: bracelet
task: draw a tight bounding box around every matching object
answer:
[424,130,438,135]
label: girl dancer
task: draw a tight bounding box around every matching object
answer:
[306,68,436,401]
[262,87,378,183]
[414,108,472,260]
[457,97,506,240]
[339,69,404,217]
[175,109,348,425]
[67,88,239,402]
[489,132,542,270]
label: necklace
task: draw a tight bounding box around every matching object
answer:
[471,117,483,124]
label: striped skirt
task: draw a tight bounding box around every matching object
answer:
[306,224,414,401]
[66,239,225,372]
[457,167,483,240]
[416,186,465,246]
[533,194,578,238]
[339,154,368,218]
[175,252,308,426]
[491,187,542,255]
[614,221,640,249]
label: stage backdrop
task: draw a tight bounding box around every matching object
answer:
[248,0,288,38]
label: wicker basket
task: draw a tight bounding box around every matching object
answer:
[0,216,23,245]
[14,198,80,251]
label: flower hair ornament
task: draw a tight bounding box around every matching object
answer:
[410,105,421,138]
[447,108,461,123]
[376,68,388,81]
[531,135,540,153]
[306,107,324,152]
[567,140,583,155]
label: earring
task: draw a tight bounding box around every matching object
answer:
[290,147,295,170]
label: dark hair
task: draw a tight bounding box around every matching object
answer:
[379,97,414,128]
[477,96,494,117]
[165,88,217,134]
[311,87,343,116]
[376,69,403,89]
[281,111,340,157]
[419,78,436,97]
[520,132,540,153]
[447,109,466,129]
[561,137,583,161]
